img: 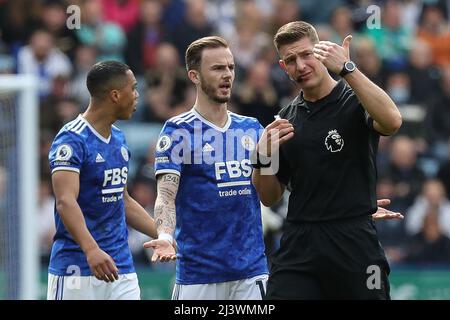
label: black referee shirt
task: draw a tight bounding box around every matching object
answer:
[276,80,380,222]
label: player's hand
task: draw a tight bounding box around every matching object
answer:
[85,247,119,282]
[372,199,404,221]
[143,239,177,263]
[257,118,294,157]
[313,35,352,74]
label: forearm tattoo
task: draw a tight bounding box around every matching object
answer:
[154,174,179,235]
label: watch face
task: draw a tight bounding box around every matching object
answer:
[345,61,356,72]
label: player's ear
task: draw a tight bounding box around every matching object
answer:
[109,89,120,103]
[187,69,200,85]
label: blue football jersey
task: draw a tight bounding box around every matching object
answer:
[48,115,134,276]
[155,109,268,284]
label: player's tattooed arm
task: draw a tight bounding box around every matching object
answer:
[154,173,179,236]
[143,173,179,262]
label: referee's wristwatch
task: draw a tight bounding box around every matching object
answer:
[339,60,356,77]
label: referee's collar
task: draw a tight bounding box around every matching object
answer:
[293,79,346,110]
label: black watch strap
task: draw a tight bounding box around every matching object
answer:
[339,60,356,77]
[251,152,271,169]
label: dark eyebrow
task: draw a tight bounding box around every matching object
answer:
[211,63,235,68]
[284,49,313,60]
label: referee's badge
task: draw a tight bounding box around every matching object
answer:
[325,129,344,153]
[241,135,255,151]
[121,146,129,161]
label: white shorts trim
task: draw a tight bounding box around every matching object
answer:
[172,274,268,300]
[47,273,140,300]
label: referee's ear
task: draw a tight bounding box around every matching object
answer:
[279,59,287,72]
[188,69,200,85]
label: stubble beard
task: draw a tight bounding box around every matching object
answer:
[200,78,230,104]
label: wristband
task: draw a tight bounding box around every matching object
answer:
[158,233,173,244]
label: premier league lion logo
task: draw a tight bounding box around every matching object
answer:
[325,129,344,153]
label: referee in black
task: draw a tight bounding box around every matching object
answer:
[252,21,402,299]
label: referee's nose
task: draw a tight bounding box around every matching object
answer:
[295,56,307,72]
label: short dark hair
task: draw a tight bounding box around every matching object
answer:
[274,21,319,53]
[185,36,229,71]
[86,61,130,99]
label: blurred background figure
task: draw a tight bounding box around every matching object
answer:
[381,135,426,211]
[403,205,450,265]
[405,179,450,238]
[37,178,55,265]
[76,0,126,61]
[17,28,72,99]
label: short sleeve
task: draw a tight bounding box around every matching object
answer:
[364,110,385,136]
[49,132,85,174]
[154,121,186,177]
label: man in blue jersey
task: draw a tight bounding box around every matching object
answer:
[144,36,268,300]
[47,61,174,300]
[144,36,402,300]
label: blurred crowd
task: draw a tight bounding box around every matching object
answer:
[1,0,450,269]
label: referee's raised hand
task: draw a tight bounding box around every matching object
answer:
[313,35,352,74]
[257,118,294,157]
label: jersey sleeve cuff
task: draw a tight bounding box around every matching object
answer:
[51,167,80,174]
[155,169,181,177]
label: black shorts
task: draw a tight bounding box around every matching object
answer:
[265,215,390,300]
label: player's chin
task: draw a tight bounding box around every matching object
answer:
[119,111,134,120]
[214,94,231,104]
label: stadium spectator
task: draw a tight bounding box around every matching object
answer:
[233,59,280,126]
[406,40,440,105]
[38,178,55,265]
[0,0,41,56]
[328,6,357,44]
[424,66,450,162]
[364,0,413,70]
[39,0,80,60]
[382,135,426,211]
[404,205,450,265]
[69,45,97,108]
[142,43,193,122]
[416,4,450,67]
[76,0,126,62]
[125,0,165,75]
[353,37,384,87]
[406,179,450,237]
[17,29,72,98]
[101,0,140,33]
[384,72,413,106]
[437,151,450,200]
[166,0,214,62]
[228,18,271,80]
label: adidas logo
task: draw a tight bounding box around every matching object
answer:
[202,143,214,152]
[95,153,105,163]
